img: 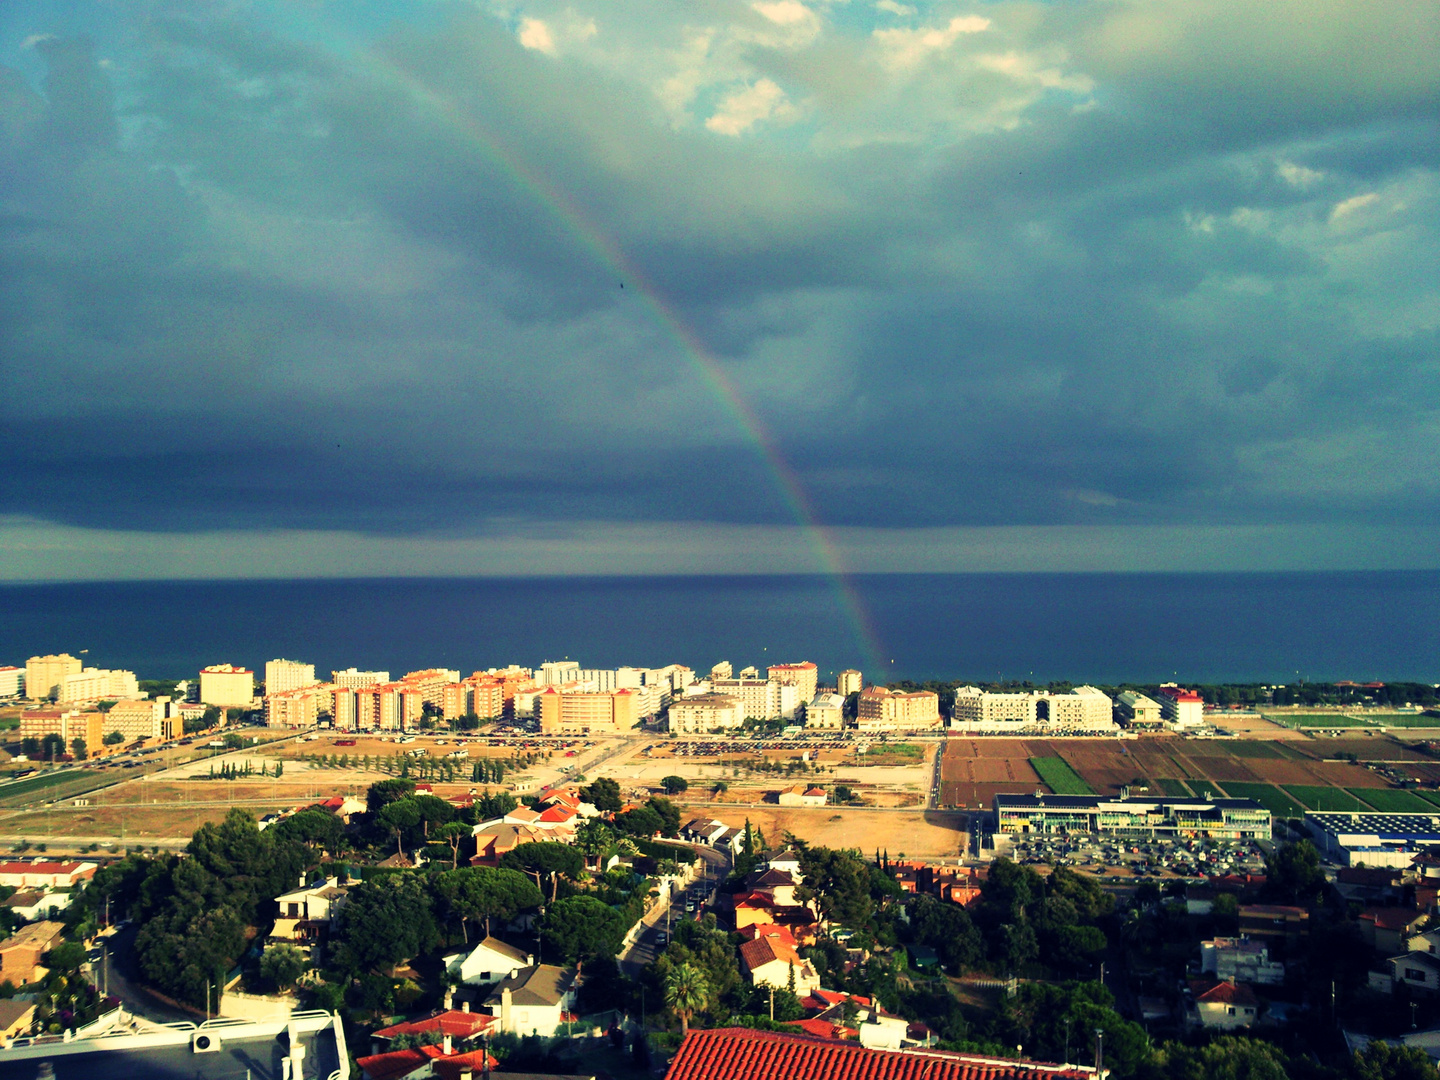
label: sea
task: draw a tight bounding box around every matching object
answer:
[0,571,1436,686]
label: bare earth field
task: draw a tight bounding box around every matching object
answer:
[706,805,968,859]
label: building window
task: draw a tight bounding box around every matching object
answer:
[1406,968,1426,981]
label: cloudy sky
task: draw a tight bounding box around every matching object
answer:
[1,0,1437,580]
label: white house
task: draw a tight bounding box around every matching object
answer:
[856,1005,913,1050]
[482,964,577,1037]
[738,936,821,996]
[1200,938,1285,986]
[443,936,533,987]
[1388,952,1440,994]
[1188,979,1259,1029]
[767,850,803,879]
[273,877,349,923]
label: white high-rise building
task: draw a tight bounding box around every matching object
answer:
[266,659,318,694]
[951,686,1116,732]
[540,660,580,685]
[837,670,864,696]
[59,668,141,703]
[332,668,389,690]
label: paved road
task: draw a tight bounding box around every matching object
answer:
[619,845,729,978]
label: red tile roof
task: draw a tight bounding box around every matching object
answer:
[663,1028,1097,1080]
[1190,979,1259,1007]
[357,1044,498,1080]
[372,1009,494,1040]
[783,1018,856,1040]
[1361,908,1421,932]
[739,937,802,973]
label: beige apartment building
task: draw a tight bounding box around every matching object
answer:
[804,692,846,729]
[537,688,638,734]
[837,670,864,696]
[710,677,800,721]
[443,676,506,722]
[951,686,1116,731]
[354,683,425,730]
[103,699,166,743]
[265,659,317,694]
[400,669,458,710]
[58,668,140,704]
[668,694,744,734]
[25,655,82,701]
[265,683,335,728]
[856,686,942,731]
[1118,691,1163,727]
[200,664,255,707]
[767,662,819,703]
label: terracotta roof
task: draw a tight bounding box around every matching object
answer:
[739,936,803,973]
[1361,908,1420,932]
[357,1044,498,1080]
[784,1018,856,1039]
[1190,980,1259,1007]
[740,924,797,947]
[372,1008,495,1040]
[663,1028,1096,1080]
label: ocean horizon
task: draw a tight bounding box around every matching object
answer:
[1,570,1436,687]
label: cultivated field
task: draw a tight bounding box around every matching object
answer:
[718,806,968,860]
[938,733,1440,816]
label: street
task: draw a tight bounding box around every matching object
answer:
[620,843,729,977]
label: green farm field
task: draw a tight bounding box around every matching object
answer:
[1219,782,1306,817]
[1156,777,1193,797]
[1029,757,1094,795]
[1282,785,1370,811]
[1352,788,1440,812]
[1264,714,1371,728]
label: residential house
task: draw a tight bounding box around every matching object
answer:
[482,964,578,1037]
[777,785,827,807]
[356,1039,497,1080]
[0,922,65,987]
[738,936,821,996]
[857,1004,917,1050]
[1409,930,1440,957]
[1188,979,1260,1030]
[1386,952,1440,995]
[270,876,348,954]
[1238,905,1309,952]
[767,850,804,878]
[369,1005,494,1054]
[784,1017,857,1040]
[1200,938,1285,986]
[1360,909,1427,955]
[3,889,65,922]
[0,999,35,1040]
[681,818,730,846]
[443,936,533,987]
[662,1028,1103,1080]
[0,861,97,890]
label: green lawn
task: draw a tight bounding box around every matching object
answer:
[1282,785,1371,812]
[0,768,116,806]
[1350,788,1437,813]
[1030,757,1094,795]
[1414,791,1440,809]
[1156,777,1193,797]
[1227,741,1287,759]
[1219,782,1306,817]
[1264,713,1372,728]
[1364,714,1440,728]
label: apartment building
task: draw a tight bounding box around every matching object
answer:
[0,667,24,698]
[200,664,255,707]
[537,687,638,734]
[332,686,357,731]
[1159,685,1205,728]
[711,677,800,721]
[856,686,942,731]
[18,709,104,751]
[804,692,846,730]
[24,655,82,701]
[58,667,140,704]
[265,659,318,694]
[103,699,165,743]
[332,668,389,690]
[951,686,1116,732]
[668,694,744,734]
[539,661,580,686]
[837,670,863,696]
[443,675,506,721]
[265,683,335,728]
[355,682,425,730]
[767,662,819,703]
[399,669,459,709]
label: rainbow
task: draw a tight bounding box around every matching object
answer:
[317,26,887,677]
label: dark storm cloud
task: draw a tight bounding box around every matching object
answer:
[0,0,1437,557]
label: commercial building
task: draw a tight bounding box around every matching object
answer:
[58,667,140,703]
[199,664,255,707]
[857,686,942,731]
[1117,691,1163,727]
[994,792,1271,840]
[767,662,819,703]
[951,686,1116,732]
[1159,684,1205,728]
[264,683,335,728]
[804,692,846,729]
[332,667,389,689]
[537,687,638,734]
[264,658,317,694]
[668,694,745,734]
[0,666,24,697]
[1305,812,1440,868]
[838,669,863,696]
[24,654,82,700]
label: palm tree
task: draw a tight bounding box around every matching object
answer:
[664,962,710,1039]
